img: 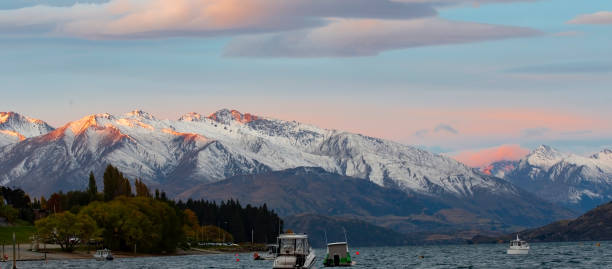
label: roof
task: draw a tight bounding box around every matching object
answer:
[327,242,348,246]
[278,233,308,239]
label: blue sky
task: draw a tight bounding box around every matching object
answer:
[0,0,611,166]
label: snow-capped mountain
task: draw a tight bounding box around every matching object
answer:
[0,109,511,199]
[495,145,612,212]
[481,160,518,178]
[0,112,54,147]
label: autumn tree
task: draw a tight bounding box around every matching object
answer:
[134,179,151,197]
[35,211,98,252]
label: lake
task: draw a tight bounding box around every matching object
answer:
[14,241,612,268]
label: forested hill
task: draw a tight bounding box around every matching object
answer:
[176,199,283,244]
[471,201,612,244]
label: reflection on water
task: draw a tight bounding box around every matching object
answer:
[16,241,612,269]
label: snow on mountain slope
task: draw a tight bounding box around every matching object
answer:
[498,145,612,212]
[0,109,510,198]
[0,112,54,147]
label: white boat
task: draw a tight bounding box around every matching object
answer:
[507,235,529,255]
[273,234,316,269]
[94,248,114,261]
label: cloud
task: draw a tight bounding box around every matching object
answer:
[560,130,593,136]
[0,0,108,10]
[0,0,543,57]
[552,31,582,37]
[568,11,612,25]
[413,123,458,138]
[0,0,435,38]
[414,129,430,138]
[434,124,459,135]
[451,144,530,167]
[521,127,549,137]
[225,18,541,57]
[395,0,539,5]
[507,62,612,74]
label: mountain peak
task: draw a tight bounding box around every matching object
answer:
[208,109,258,124]
[0,112,54,146]
[0,111,47,126]
[124,110,155,120]
[178,112,203,122]
[66,113,113,135]
[591,149,612,160]
[525,145,565,168]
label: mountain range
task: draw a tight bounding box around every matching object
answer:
[0,109,519,200]
[486,145,612,212]
[0,109,603,242]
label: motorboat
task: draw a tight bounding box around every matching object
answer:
[254,244,278,260]
[272,233,316,268]
[94,248,114,261]
[507,235,529,255]
[323,242,355,267]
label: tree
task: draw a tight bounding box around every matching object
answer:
[183,209,199,240]
[35,211,98,252]
[80,196,183,253]
[88,172,97,200]
[47,193,63,213]
[40,196,47,211]
[200,225,233,243]
[134,179,151,197]
[103,165,132,201]
[0,196,19,223]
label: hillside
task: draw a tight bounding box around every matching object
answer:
[283,214,414,248]
[181,167,574,237]
[471,201,612,244]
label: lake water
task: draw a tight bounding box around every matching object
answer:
[13,241,612,268]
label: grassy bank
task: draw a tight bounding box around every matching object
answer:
[0,222,35,244]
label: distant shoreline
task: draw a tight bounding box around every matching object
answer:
[2,245,263,262]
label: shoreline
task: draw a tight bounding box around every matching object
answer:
[0,245,262,262]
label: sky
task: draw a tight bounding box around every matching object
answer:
[0,0,611,167]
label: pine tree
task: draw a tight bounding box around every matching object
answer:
[103,165,132,201]
[134,179,151,197]
[88,171,97,201]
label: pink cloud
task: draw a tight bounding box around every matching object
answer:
[225,18,541,57]
[568,11,612,25]
[0,0,541,57]
[451,144,530,167]
[0,0,435,39]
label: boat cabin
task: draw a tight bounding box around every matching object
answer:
[277,234,311,256]
[324,242,352,267]
[510,240,528,247]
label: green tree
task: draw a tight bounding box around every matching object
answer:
[35,211,98,252]
[0,196,19,223]
[103,165,132,201]
[80,196,182,253]
[88,171,97,200]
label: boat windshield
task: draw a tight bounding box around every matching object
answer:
[278,238,308,255]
